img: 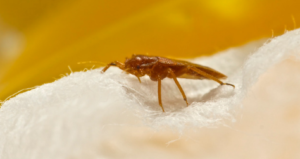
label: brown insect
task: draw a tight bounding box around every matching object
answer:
[102,55,234,112]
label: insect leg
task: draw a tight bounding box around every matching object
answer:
[168,68,189,106]
[101,61,124,73]
[137,76,141,83]
[101,64,112,73]
[158,76,165,112]
[189,67,235,88]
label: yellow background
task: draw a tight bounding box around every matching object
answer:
[0,0,299,100]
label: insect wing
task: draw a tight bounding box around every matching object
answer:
[157,57,227,80]
[188,62,227,79]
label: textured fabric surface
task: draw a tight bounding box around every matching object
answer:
[0,29,299,159]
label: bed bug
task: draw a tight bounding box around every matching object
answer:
[102,55,234,112]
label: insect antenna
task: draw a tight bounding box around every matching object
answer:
[77,61,106,65]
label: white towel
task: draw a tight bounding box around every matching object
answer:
[0,29,299,159]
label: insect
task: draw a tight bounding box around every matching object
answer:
[102,55,234,112]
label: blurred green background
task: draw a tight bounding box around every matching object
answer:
[0,0,299,100]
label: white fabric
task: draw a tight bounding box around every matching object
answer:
[0,29,299,159]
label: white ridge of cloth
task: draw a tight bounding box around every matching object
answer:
[0,29,299,159]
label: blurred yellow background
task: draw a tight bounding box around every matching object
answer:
[0,0,299,100]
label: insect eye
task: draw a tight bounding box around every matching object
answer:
[136,65,140,69]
